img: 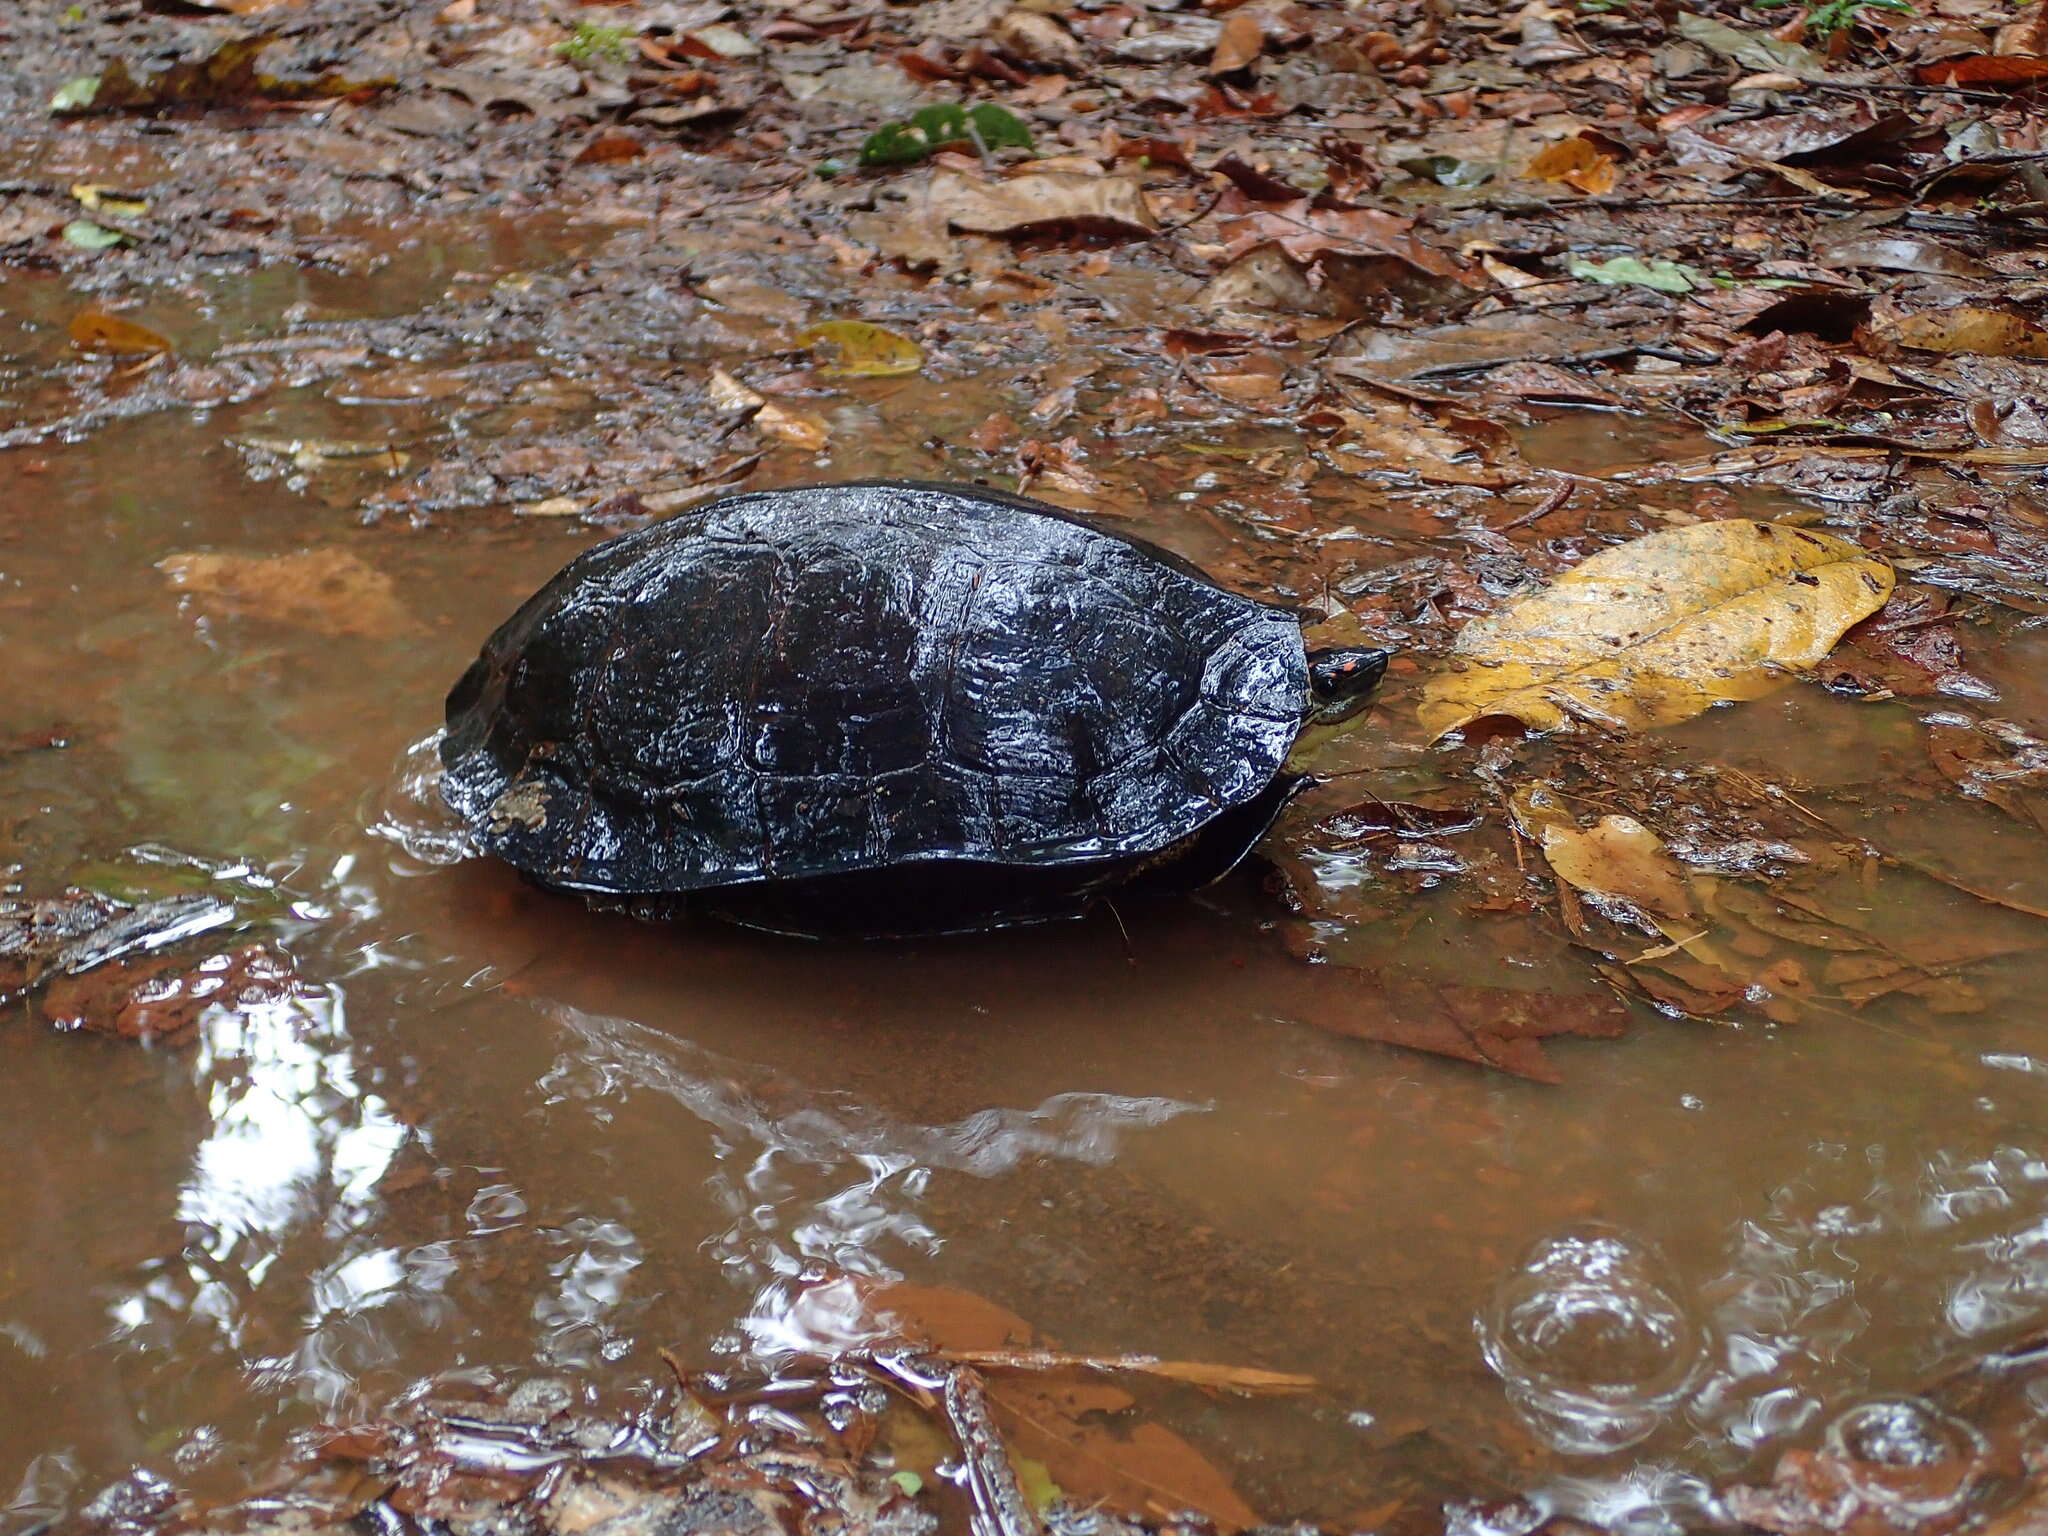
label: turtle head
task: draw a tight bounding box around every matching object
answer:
[1306,646,1390,726]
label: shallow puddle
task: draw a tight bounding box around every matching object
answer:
[5,252,2048,1536]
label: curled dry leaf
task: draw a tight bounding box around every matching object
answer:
[990,8,1084,69]
[706,364,764,415]
[755,400,831,450]
[927,169,1158,237]
[1523,134,1620,195]
[1418,520,1894,737]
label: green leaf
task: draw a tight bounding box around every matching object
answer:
[858,102,1033,168]
[62,219,127,250]
[860,122,935,167]
[887,1471,924,1497]
[50,74,100,112]
[964,103,1032,151]
[1565,254,1702,293]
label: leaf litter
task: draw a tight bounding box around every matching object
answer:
[6,0,2048,1525]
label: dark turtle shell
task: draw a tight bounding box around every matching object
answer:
[440,480,1309,913]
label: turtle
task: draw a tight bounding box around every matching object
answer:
[439,480,1388,937]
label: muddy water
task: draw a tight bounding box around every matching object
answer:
[5,262,2048,1533]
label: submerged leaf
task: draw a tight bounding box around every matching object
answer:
[159,548,413,639]
[69,310,170,357]
[1419,520,1894,737]
[797,320,924,377]
[1538,814,1698,924]
[872,1284,1264,1531]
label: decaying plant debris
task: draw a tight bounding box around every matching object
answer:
[5,0,2048,1528]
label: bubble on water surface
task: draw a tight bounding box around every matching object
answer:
[1478,1225,1704,1455]
[1819,1398,1988,1519]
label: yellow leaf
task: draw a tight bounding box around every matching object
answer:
[1522,134,1620,195]
[70,183,150,218]
[755,399,831,450]
[796,319,924,377]
[68,310,171,357]
[1418,519,1893,737]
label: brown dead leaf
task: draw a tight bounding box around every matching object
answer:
[706,365,764,415]
[1927,718,2048,831]
[1218,205,1466,278]
[929,169,1157,238]
[1197,243,1334,316]
[1523,134,1620,195]
[1306,972,1632,1083]
[1189,351,1287,404]
[1538,814,1698,924]
[1015,436,1104,497]
[159,548,413,638]
[1209,10,1266,73]
[755,400,831,450]
[1870,308,2048,361]
[1918,54,2048,85]
[991,8,1084,69]
[42,944,306,1047]
[1309,402,1519,487]
[69,310,171,357]
[573,132,644,164]
[872,1284,1264,1531]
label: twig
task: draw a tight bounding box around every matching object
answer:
[942,1348,1315,1395]
[940,1363,1043,1536]
[1734,768,2048,923]
[1493,480,1573,533]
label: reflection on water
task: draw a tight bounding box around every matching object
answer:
[537,999,1207,1363]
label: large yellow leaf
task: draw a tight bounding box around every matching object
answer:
[1418,519,1892,737]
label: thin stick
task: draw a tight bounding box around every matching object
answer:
[942,1348,1314,1395]
[1493,480,1573,533]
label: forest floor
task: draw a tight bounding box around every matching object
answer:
[5,0,2048,1530]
